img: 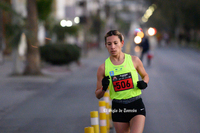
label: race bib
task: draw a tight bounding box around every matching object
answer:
[111,72,134,92]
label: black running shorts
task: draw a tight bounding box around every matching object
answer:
[112,98,146,123]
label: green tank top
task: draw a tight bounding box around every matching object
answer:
[105,53,141,100]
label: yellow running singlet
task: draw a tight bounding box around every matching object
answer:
[105,54,141,100]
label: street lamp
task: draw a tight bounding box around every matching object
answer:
[134,36,142,44]
[147,27,157,36]
[74,17,80,24]
[65,20,72,27]
[60,19,73,27]
[60,20,67,27]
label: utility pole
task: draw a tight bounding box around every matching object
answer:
[79,0,88,56]
[0,9,3,50]
[96,4,101,49]
[10,0,21,74]
[0,8,4,64]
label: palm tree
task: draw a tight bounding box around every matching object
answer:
[23,0,41,75]
[1,0,54,75]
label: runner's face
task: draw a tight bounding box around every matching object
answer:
[105,35,124,56]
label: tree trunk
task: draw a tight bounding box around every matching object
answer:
[0,9,3,50]
[23,0,41,75]
[2,0,12,55]
[12,48,21,75]
[0,9,4,64]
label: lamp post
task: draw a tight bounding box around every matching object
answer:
[0,9,4,64]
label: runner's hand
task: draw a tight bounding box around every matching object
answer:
[102,76,110,91]
[137,80,147,90]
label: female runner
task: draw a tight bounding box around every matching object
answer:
[95,30,149,133]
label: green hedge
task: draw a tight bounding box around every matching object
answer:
[39,43,81,65]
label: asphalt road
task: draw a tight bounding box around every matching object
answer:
[143,47,200,133]
[0,47,199,133]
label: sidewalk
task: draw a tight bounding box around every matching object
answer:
[0,62,71,119]
[0,48,107,119]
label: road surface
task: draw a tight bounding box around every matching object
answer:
[0,47,199,133]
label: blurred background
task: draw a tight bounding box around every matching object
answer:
[0,0,200,133]
[0,0,199,75]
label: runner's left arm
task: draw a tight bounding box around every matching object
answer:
[132,56,149,84]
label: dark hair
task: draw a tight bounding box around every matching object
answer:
[104,30,124,43]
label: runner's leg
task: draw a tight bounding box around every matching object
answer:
[130,115,145,133]
[113,122,130,133]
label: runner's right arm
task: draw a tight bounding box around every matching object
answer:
[95,63,106,99]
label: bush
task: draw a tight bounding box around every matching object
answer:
[52,24,79,42]
[39,43,81,65]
